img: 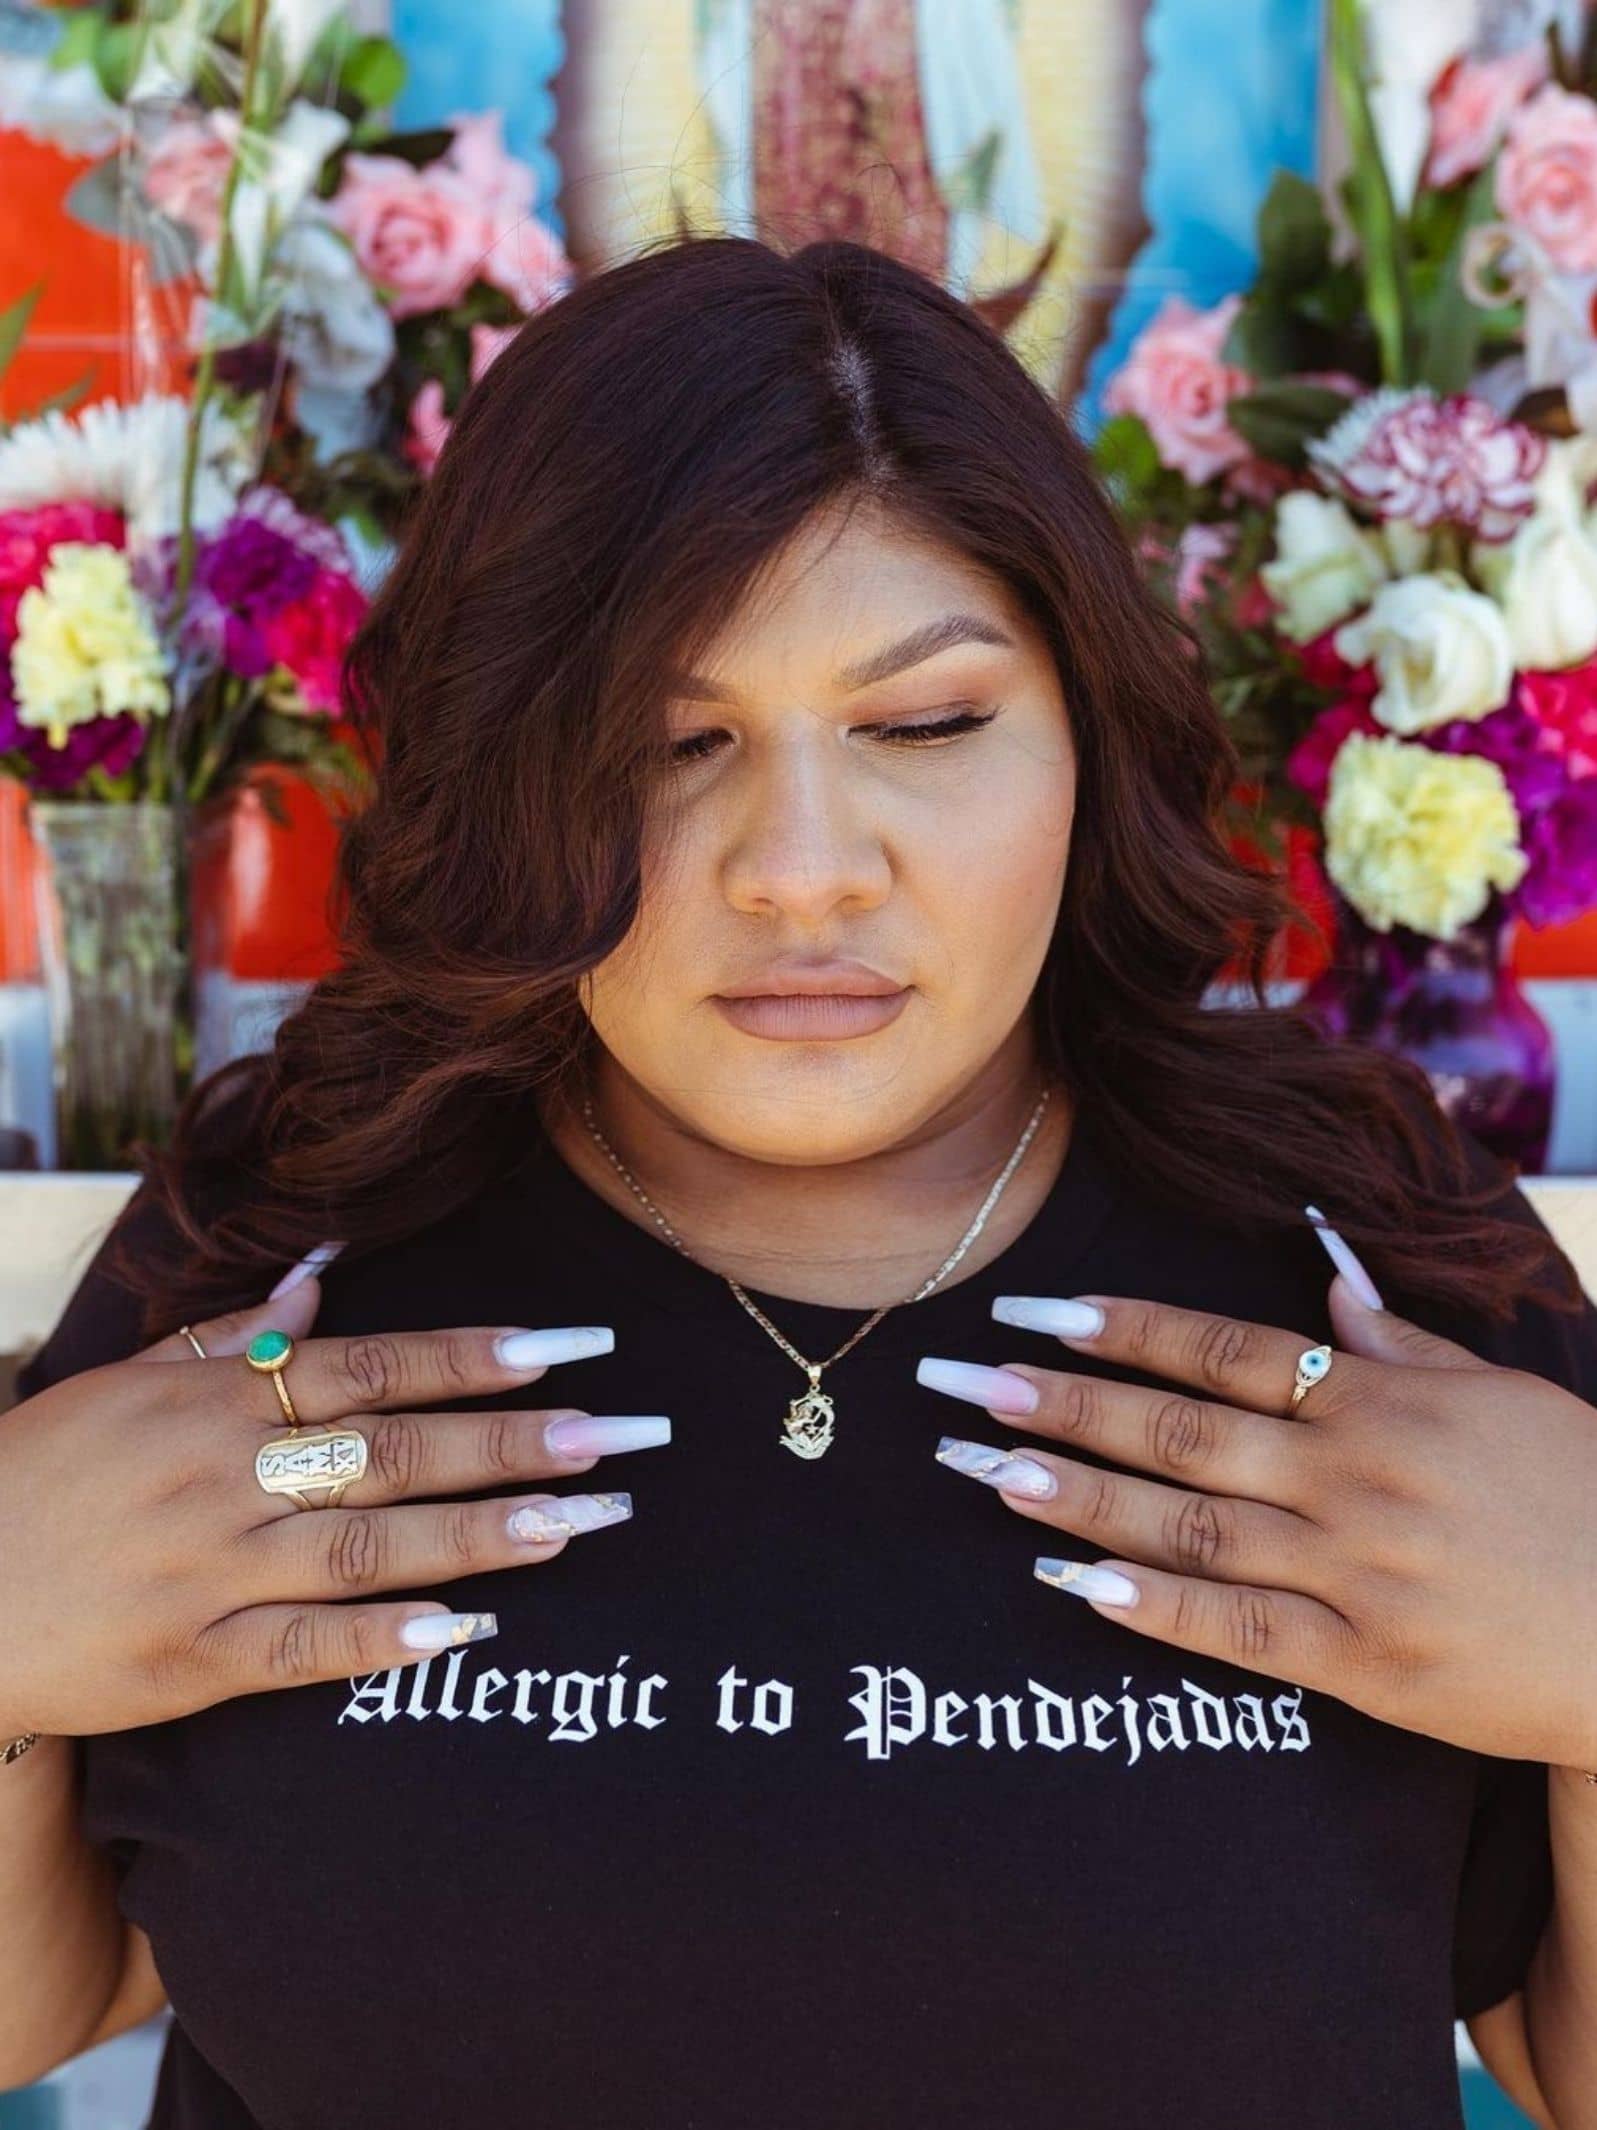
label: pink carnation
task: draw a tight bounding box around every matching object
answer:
[0,502,125,640]
[1517,659,1597,779]
[1172,522,1235,616]
[1101,293,1254,485]
[1426,45,1549,191]
[260,570,368,714]
[1496,82,1597,274]
[1307,388,1544,540]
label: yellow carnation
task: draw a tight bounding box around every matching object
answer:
[10,542,169,750]
[1323,733,1528,939]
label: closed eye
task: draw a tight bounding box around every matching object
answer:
[667,707,999,764]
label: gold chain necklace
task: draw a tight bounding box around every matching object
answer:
[577,1084,1053,1460]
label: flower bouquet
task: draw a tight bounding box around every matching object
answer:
[0,0,575,1165]
[1092,0,1597,1170]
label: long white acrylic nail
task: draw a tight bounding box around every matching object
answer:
[1034,1558,1140,1607]
[935,1436,1057,1499]
[494,1325,616,1370]
[916,1356,1040,1414]
[508,1492,633,1541]
[400,1611,499,1651]
[991,1295,1106,1338]
[1303,1205,1385,1311]
[269,1240,345,1300]
[544,1415,672,1459]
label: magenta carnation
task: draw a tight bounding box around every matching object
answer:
[1517,659,1597,780]
[260,569,367,713]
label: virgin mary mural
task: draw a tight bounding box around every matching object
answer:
[554,0,1154,400]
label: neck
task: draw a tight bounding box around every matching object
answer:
[540,1034,1073,1309]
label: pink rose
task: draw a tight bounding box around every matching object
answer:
[1518,659,1597,778]
[260,570,368,714]
[1101,293,1253,485]
[143,114,237,244]
[445,112,572,312]
[1496,83,1597,273]
[329,153,488,318]
[1426,45,1549,190]
[403,321,521,477]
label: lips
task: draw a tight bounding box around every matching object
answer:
[712,989,911,1041]
[716,959,903,998]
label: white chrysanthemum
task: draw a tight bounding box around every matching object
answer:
[11,544,170,748]
[0,395,252,542]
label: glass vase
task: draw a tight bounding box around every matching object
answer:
[28,800,184,1170]
[1300,894,1555,1173]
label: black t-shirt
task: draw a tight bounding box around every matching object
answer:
[15,1107,1597,2130]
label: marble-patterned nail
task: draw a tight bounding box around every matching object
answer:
[508,1492,633,1542]
[916,1357,1040,1414]
[1303,1205,1385,1311]
[494,1325,616,1370]
[990,1295,1106,1338]
[1034,1558,1140,1607]
[399,1611,499,1651]
[269,1240,345,1299]
[544,1415,672,1459]
[935,1436,1057,1499]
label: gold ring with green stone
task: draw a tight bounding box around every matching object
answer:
[246,1328,301,1425]
[246,1328,369,1511]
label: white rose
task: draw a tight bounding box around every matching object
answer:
[1471,508,1597,670]
[1332,570,1514,734]
[1259,492,1390,643]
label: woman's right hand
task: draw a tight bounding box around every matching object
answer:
[0,1283,666,1740]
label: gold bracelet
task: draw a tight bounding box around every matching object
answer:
[0,1733,40,1765]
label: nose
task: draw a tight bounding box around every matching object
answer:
[719,721,892,925]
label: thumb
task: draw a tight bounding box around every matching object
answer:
[136,1274,324,1365]
[1327,1271,1485,1370]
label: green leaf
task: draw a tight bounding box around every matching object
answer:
[50,8,108,74]
[0,284,42,384]
[91,20,139,104]
[1256,170,1332,289]
[340,34,407,111]
[356,126,455,170]
[1090,411,1161,490]
[1327,0,1414,385]
[32,366,98,418]
[940,129,1001,217]
[1226,380,1355,464]
[1419,158,1502,392]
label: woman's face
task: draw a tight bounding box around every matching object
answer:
[579,497,1077,1163]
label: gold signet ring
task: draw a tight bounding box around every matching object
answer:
[245,1329,368,1511]
[1288,1342,1334,1415]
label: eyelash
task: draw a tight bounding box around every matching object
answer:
[666,707,999,764]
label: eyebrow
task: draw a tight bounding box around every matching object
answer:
[667,612,1018,704]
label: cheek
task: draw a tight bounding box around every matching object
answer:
[916,747,1073,944]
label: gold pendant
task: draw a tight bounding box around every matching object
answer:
[781,1378,835,1459]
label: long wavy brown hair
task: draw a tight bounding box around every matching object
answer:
[120,233,1580,1339]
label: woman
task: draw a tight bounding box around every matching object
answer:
[3,235,1596,2129]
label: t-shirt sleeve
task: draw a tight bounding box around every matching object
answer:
[1415,1135,1597,2021]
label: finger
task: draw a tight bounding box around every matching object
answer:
[246,1488,634,1601]
[196,1599,504,1696]
[136,1277,324,1366]
[1326,1273,1488,1371]
[177,1320,618,1426]
[262,1405,671,1511]
[974,1363,1314,1509]
[994,1293,1364,1422]
[1033,1553,1351,1690]
[937,1437,1323,1589]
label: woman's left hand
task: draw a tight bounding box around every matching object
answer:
[925,1276,1597,1769]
